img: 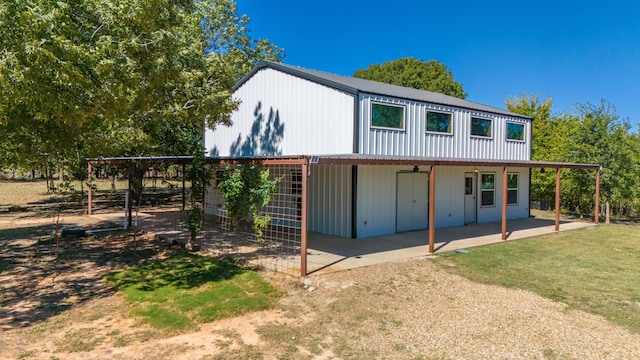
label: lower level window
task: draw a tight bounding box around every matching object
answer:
[481,173,495,207]
[507,173,519,205]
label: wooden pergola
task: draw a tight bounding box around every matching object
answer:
[87,155,601,278]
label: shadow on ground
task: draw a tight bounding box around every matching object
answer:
[0,223,180,330]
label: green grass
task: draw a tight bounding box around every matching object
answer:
[434,224,640,334]
[106,251,283,333]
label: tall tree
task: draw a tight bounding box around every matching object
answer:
[506,94,561,205]
[353,57,467,98]
[508,95,640,218]
[0,0,283,176]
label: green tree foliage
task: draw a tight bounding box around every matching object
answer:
[0,0,283,178]
[353,57,467,98]
[217,165,279,241]
[507,95,640,218]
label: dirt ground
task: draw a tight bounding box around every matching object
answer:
[2,182,640,359]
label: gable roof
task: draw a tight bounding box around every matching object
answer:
[235,61,531,120]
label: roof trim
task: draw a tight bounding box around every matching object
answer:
[234,61,532,121]
[88,155,600,170]
[204,154,600,170]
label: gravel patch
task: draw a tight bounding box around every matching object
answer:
[302,258,640,359]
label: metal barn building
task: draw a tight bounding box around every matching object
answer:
[204,61,599,261]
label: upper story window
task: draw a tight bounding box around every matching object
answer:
[371,102,405,130]
[426,111,453,134]
[470,117,493,138]
[506,122,525,141]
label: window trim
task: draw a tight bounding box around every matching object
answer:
[480,172,496,207]
[370,101,406,131]
[426,110,454,135]
[507,172,519,205]
[470,116,493,139]
[506,121,526,142]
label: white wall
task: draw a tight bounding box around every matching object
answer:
[358,94,531,161]
[205,68,355,157]
[355,165,530,238]
[356,165,410,238]
[308,164,352,237]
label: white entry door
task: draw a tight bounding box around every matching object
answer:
[396,172,429,232]
[464,173,477,224]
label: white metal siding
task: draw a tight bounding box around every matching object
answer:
[204,68,355,157]
[308,164,352,237]
[357,165,410,238]
[358,94,531,161]
[355,165,530,238]
[433,166,466,228]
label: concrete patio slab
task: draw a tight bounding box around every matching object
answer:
[305,218,595,275]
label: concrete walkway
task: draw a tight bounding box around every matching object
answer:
[305,218,595,275]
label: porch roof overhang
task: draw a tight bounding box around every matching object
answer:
[87,156,195,165]
[88,154,600,171]
[308,154,601,170]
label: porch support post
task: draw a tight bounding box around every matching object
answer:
[595,167,600,225]
[501,167,508,240]
[428,165,436,253]
[182,163,186,211]
[87,162,93,215]
[555,168,561,231]
[300,161,309,277]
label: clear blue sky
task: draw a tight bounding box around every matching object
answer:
[237,0,640,129]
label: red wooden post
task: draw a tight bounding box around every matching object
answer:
[87,162,93,215]
[595,167,600,225]
[555,168,561,231]
[428,165,436,253]
[300,161,309,277]
[502,167,508,240]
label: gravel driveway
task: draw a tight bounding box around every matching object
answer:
[298,258,640,359]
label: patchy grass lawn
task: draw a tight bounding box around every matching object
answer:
[106,251,284,333]
[434,224,640,334]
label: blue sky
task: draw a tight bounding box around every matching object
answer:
[237,0,640,129]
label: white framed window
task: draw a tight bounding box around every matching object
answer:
[426,111,453,134]
[480,172,495,207]
[471,117,493,138]
[371,102,405,130]
[507,173,519,205]
[506,122,525,141]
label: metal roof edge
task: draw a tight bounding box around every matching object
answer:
[233,60,360,96]
[234,61,531,121]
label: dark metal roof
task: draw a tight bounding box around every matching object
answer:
[235,61,532,120]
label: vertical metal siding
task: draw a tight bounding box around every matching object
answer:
[433,166,465,228]
[204,68,355,157]
[307,164,352,238]
[358,94,531,161]
[357,165,414,238]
